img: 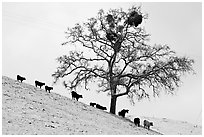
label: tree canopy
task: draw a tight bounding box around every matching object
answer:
[52,6,194,114]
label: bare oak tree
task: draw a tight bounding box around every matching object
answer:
[52,6,194,114]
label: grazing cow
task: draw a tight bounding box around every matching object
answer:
[118,109,129,118]
[45,86,53,93]
[17,75,26,83]
[35,80,45,88]
[71,91,83,101]
[134,117,140,127]
[143,120,153,130]
[96,104,107,110]
[90,102,96,107]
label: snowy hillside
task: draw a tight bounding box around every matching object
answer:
[143,116,202,135]
[2,76,161,135]
[127,115,202,135]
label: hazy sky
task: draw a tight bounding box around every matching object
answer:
[2,2,202,125]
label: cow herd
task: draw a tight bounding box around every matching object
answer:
[89,103,153,129]
[16,74,154,130]
[17,75,53,93]
[117,109,153,129]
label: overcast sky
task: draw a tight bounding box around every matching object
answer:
[2,2,202,125]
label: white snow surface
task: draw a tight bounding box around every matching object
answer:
[2,76,161,135]
[126,115,202,135]
[2,76,202,135]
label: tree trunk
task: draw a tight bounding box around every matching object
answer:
[110,95,117,114]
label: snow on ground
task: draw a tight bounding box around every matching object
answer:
[2,76,202,135]
[143,116,202,135]
[126,114,202,135]
[2,76,161,135]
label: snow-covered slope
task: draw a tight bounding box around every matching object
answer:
[2,76,161,135]
[127,115,202,135]
[143,116,202,135]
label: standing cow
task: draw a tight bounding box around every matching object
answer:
[17,75,26,83]
[71,91,83,101]
[134,117,140,127]
[35,80,45,88]
[118,109,129,118]
[45,85,53,93]
[143,120,153,130]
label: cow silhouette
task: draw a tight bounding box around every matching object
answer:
[118,109,129,118]
[71,91,83,101]
[17,75,26,83]
[96,104,107,110]
[45,86,53,93]
[90,102,96,107]
[134,117,140,127]
[35,80,45,88]
[143,120,153,130]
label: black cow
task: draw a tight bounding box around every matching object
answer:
[17,75,26,83]
[90,102,96,107]
[35,80,45,88]
[134,117,140,127]
[45,86,53,93]
[96,104,107,110]
[71,91,83,101]
[143,120,153,130]
[118,109,129,118]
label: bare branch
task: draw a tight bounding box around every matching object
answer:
[53,6,194,107]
